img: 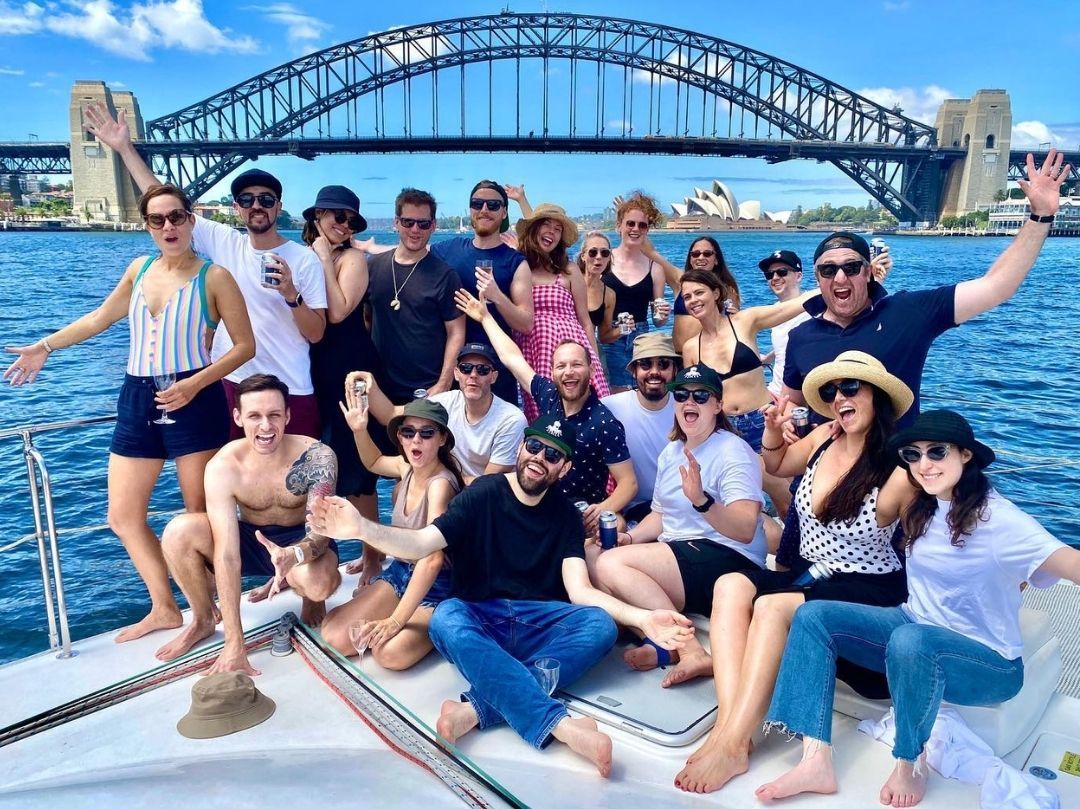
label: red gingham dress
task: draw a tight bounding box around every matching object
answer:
[516,279,610,421]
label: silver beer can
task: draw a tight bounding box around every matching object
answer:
[261,253,280,286]
[617,312,634,336]
[791,406,811,439]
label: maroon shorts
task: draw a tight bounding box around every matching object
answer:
[223,379,321,440]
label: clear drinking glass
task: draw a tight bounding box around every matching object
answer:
[476,259,493,276]
[533,657,561,696]
[153,371,176,425]
[348,621,369,667]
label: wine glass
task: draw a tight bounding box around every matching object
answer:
[153,371,176,425]
[348,621,369,667]
[533,657,560,696]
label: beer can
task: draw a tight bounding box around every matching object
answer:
[870,238,887,259]
[617,312,634,336]
[792,561,833,587]
[413,388,428,399]
[261,253,280,286]
[791,406,811,439]
[574,500,589,513]
[599,510,618,550]
[353,378,368,410]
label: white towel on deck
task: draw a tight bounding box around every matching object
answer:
[856,707,1059,809]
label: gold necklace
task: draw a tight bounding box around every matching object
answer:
[390,253,424,310]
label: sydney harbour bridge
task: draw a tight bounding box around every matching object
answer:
[2,12,1076,222]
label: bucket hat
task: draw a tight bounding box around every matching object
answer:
[177,672,276,739]
[890,409,995,469]
[802,351,913,419]
[515,203,579,248]
[627,332,680,372]
[302,185,367,233]
[387,398,454,450]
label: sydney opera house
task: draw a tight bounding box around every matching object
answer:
[668,181,793,231]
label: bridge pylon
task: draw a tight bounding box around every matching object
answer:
[69,82,145,223]
[935,90,1011,218]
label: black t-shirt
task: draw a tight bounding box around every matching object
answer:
[367,250,463,402]
[431,474,585,602]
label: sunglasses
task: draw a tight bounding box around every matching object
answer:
[398,217,434,230]
[397,425,440,441]
[457,361,493,376]
[689,249,715,259]
[144,209,191,229]
[524,436,566,464]
[762,268,792,280]
[816,260,865,279]
[235,192,279,209]
[635,357,675,371]
[818,378,863,403]
[325,209,365,231]
[898,444,951,464]
[624,220,649,230]
[672,388,714,404]
[586,248,611,258]
[469,198,505,211]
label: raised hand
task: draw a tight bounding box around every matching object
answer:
[503,183,526,202]
[475,268,505,304]
[339,372,372,432]
[640,609,695,651]
[454,288,489,322]
[83,101,132,151]
[764,394,792,432]
[253,530,298,599]
[498,231,519,251]
[1020,148,1070,216]
[310,495,364,540]
[870,246,892,283]
[4,342,49,385]
[678,446,705,506]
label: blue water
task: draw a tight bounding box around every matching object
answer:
[1,229,1077,664]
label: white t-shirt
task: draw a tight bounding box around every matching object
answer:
[193,217,327,395]
[429,390,527,480]
[601,390,675,509]
[768,311,811,396]
[903,490,1065,660]
[651,430,767,566]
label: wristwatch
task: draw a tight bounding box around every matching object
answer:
[1029,213,1055,224]
[286,291,304,308]
[692,492,716,513]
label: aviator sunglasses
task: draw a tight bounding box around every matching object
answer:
[689,249,715,259]
[762,268,792,280]
[398,217,434,230]
[143,209,191,229]
[586,248,611,258]
[234,192,279,209]
[818,378,863,403]
[524,437,566,464]
[816,260,865,279]
[672,389,714,404]
[397,425,439,441]
[469,198,505,211]
[324,209,365,231]
[898,444,951,464]
[457,361,493,376]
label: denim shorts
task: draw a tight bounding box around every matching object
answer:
[373,558,454,608]
[600,323,648,388]
[728,408,766,453]
[110,370,229,460]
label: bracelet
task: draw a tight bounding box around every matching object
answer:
[1029,213,1055,224]
[40,337,54,354]
[761,439,784,451]
[388,616,403,631]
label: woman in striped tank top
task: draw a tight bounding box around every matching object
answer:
[4,185,255,650]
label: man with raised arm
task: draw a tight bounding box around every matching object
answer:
[82,102,328,438]
[310,412,693,777]
[455,288,637,538]
[157,374,341,671]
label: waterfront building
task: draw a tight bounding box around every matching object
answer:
[667,180,791,231]
[988,196,1080,235]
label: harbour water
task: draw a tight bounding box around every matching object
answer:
[1,229,1076,665]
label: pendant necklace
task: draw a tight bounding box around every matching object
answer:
[390,253,424,310]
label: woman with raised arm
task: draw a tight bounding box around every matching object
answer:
[758,409,1080,807]
[577,231,619,367]
[321,387,463,670]
[513,204,608,420]
[674,351,913,795]
[671,237,740,354]
[3,184,254,646]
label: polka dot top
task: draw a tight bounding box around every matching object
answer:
[795,439,902,575]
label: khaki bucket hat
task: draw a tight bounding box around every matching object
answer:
[177,672,276,739]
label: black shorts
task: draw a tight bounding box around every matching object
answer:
[737,567,908,607]
[667,539,761,617]
[110,371,229,460]
[237,520,339,578]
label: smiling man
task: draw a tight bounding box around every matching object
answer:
[757,249,809,398]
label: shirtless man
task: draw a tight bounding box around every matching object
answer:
[156,373,342,672]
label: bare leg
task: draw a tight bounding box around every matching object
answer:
[880,754,928,808]
[157,513,217,660]
[551,716,613,778]
[344,494,381,576]
[371,606,437,671]
[321,580,400,655]
[107,454,182,642]
[437,699,480,745]
[288,551,341,627]
[174,449,216,512]
[755,737,838,801]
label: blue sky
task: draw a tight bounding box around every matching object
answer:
[1,0,1077,219]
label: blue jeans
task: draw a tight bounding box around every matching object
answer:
[765,601,1025,761]
[727,408,766,452]
[601,323,648,388]
[428,598,618,749]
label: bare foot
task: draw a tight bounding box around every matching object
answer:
[755,742,837,802]
[155,617,216,661]
[344,558,365,575]
[623,643,679,672]
[300,598,326,627]
[115,607,183,643]
[879,756,927,808]
[247,577,291,602]
[661,650,713,688]
[675,740,749,793]
[552,716,613,778]
[436,699,479,745]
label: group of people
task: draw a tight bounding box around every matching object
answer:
[4,101,1080,805]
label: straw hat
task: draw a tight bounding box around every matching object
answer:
[802,351,913,419]
[515,203,579,247]
[177,672,276,739]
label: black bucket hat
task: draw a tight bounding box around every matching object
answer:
[890,409,995,469]
[470,180,510,233]
[302,185,367,233]
[666,363,723,398]
[387,399,454,450]
[230,168,282,199]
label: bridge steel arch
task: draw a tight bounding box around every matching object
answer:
[143,13,947,219]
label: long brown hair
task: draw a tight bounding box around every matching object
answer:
[901,459,991,549]
[521,219,570,275]
[683,237,741,309]
[393,423,466,492]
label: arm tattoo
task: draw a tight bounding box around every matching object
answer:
[286,442,338,556]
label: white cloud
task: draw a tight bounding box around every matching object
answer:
[1011,120,1080,150]
[28,79,43,86]
[108,80,125,87]
[883,1,911,11]
[855,84,955,125]
[0,1,43,35]
[0,65,25,74]
[246,3,326,56]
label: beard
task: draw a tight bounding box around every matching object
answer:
[245,211,276,235]
[638,376,669,401]
[515,461,558,496]
[555,378,589,404]
[472,217,500,238]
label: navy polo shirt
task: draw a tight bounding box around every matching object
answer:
[531,376,631,504]
[783,283,956,428]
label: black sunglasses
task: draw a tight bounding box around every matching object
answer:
[635,357,675,371]
[689,249,715,259]
[398,217,434,230]
[816,260,865,279]
[235,192,278,209]
[898,444,951,464]
[762,268,791,280]
[624,220,649,230]
[524,436,566,464]
[672,388,714,404]
[398,425,439,440]
[586,248,611,258]
[457,361,493,376]
[469,198,505,211]
[818,378,863,403]
[324,209,365,231]
[144,209,190,229]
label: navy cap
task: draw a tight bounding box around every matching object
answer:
[523,413,576,459]
[758,249,803,273]
[457,342,498,365]
[302,185,367,233]
[230,169,283,199]
[470,180,510,233]
[813,232,871,264]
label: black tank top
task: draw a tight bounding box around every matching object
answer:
[603,262,654,322]
[699,314,763,380]
[588,286,608,327]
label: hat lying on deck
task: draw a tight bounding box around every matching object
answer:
[177,672,276,739]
